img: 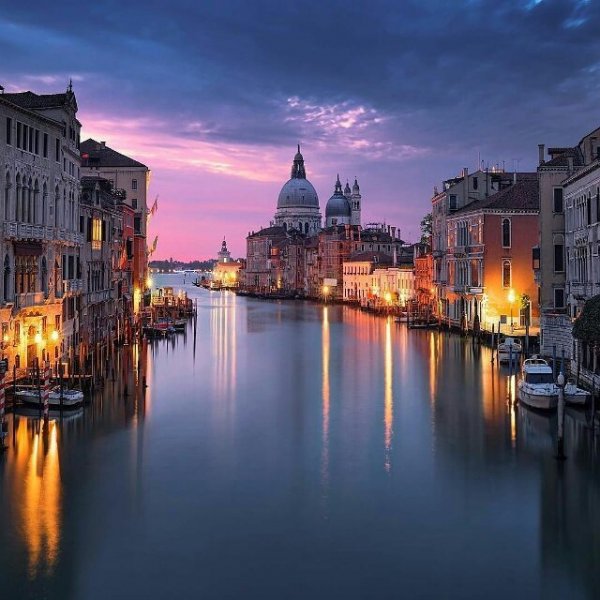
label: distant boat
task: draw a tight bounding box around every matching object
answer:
[498,337,522,363]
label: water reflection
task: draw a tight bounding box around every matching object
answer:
[15,417,62,578]
[383,317,393,472]
[321,306,330,495]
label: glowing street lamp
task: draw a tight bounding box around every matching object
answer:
[508,288,516,332]
[51,330,59,342]
[322,285,329,303]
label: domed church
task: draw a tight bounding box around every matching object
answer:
[325,175,352,227]
[274,146,322,234]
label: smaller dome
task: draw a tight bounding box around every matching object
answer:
[325,193,351,218]
[344,181,351,195]
[352,177,360,193]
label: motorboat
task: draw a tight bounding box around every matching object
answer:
[498,337,522,364]
[15,385,84,408]
[517,358,558,410]
[173,318,187,331]
[564,379,590,406]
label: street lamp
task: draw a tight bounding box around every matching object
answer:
[322,285,329,303]
[508,288,516,332]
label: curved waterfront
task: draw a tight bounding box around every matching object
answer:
[1,274,599,599]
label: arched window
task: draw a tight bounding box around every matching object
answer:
[502,260,511,288]
[55,185,60,228]
[41,256,48,297]
[42,182,47,224]
[283,222,287,231]
[3,254,10,302]
[502,218,511,248]
[33,179,39,224]
[27,177,33,223]
[4,171,10,221]
[304,222,309,234]
[15,174,21,222]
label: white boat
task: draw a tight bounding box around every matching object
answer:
[498,337,522,363]
[517,358,558,410]
[564,379,590,406]
[16,385,84,408]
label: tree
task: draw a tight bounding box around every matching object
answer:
[420,213,432,245]
[573,294,600,343]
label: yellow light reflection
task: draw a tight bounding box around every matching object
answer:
[384,317,393,472]
[321,306,330,491]
[19,418,62,577]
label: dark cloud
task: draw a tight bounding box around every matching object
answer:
[2,0,599,252]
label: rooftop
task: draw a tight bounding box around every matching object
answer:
[81,138,148,169]
[450,179,539,215]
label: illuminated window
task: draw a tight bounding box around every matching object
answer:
[502,260,511,288]
[92,218,102,250]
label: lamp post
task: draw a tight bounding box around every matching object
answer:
[508,288,516,333]
[322,285,329,304]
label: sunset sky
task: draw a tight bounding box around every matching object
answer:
[2,0,599,260]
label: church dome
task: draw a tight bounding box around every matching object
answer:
[325,175,351,218]
[276,145,320,209]
[277,178,319,208]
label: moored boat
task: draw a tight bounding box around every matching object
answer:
[564,379,590,406]
[498,337,522,363]
[16,385,84,408]
[517,358,558,410]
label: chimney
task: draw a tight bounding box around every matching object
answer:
[538,144,545,166]
[391,226,396,239]
[568,156,574,173]
[513,171,517,184]
[464,167,469,203]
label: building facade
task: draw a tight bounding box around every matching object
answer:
[81,139,150,315]
[0,87,82,375]
[446,178,539,333]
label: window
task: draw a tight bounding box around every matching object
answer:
[554,243,564,272]
[16,122,22,148]
[473,177,478,190]
[553,188,563,213]
[43,133,48,158]
[502,218,511,248]
[5,118,11,145]
[502,260,511,288]
[92,218,102,250]
[554,288,565,309]
[131,179,138,190]
[55,138,60,162]
[449,195,457,211]
[132,198,138,209]
[34,130,39,155]
[532,246,540,270]
[588,195,592,225]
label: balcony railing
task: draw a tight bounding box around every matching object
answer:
[62,279,82,293]
[3,221,83,244]
[14,291,45,308]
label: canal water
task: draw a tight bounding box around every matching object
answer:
[1,273,599,599]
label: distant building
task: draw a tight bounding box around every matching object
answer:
[274,146,321,235]
[414,244,434,317]
[212,238,242,288]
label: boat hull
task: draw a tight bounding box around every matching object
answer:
[518,384,558,410]
[499,350,521,364]
[17,390,84,408]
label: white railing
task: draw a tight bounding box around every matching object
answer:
[3,221,82,244]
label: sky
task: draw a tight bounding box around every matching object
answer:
[1,0,600,260]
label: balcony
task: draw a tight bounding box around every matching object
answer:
[3,222,83,244]
[14,291,45,308]
[62,279,82,293]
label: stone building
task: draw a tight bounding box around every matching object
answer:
[81,139,150,315]
[0,87,82,375]
[414,244,434,317]
[534,128,600,359]
[212,238,242,288]
[79,176,130,367]
[431,168,530,322]
[445,177,539,333]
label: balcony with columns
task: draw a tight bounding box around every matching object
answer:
[3,221,83,244]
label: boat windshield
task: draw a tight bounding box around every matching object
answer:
[525,372,555,384]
